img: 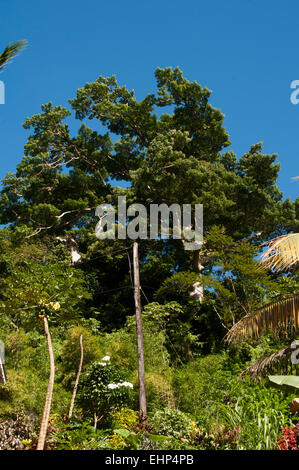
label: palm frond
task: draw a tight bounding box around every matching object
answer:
[241,345,297,380]
[261,233,299,272]
[0,40,27,72]
[225,294,299,344]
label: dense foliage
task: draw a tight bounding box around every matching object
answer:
[0,67,298,450]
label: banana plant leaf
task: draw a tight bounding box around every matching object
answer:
[268,375,299,390]
[114,428,170,445]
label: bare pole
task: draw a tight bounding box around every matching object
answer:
[133,242,147,418]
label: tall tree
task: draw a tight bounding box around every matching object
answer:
[0,67,296,332]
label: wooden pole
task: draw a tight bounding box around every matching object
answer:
[133,242,147,418]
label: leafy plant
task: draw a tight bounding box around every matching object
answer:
[149,408,194,440]
[216,387,294,449]
[77,359,133,430]
[49,421,110,450]
[277,424,299,450]
[268,375,299,391]
[112,407,138,430]
[0,411,35,450]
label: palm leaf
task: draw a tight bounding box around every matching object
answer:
[225,294,299,344]
[241,345,296,380]
[0,40,27,72]
[261,233,299,272]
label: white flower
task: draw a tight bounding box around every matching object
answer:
[118,381,133,389]
[98,362,107,366]
[108,383,119,389]
[102,355,110,362]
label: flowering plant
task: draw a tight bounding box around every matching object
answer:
[78,357,133,429]
[277,426,299,450]
[108,382,133,390]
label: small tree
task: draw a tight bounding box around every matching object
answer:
[78,358,133,430]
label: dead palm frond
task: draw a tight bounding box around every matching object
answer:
[261,233,299,273]
[226,192,299,372]
[241,345,298,380]
[225,294,299,344]
[0,40,27,72]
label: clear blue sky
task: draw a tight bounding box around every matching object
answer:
[0,0,299,201]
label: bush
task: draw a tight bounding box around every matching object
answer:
[172,354,241,429]
[142,371,175,411]
[59,326,102,388]
[0,411,36,450]
[277,424,299,450]
[0,367,71,416]
[216,385,295,450]
[49,422,111,450]
[78,358,133,428]
[112,407,138,430]
[149,408,194,440]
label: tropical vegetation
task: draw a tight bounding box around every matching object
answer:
[0,67,298,450]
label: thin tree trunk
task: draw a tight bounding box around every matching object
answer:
[133,242,147,418]
[94,412,98,432]
[68,334,84,419]
[37,316,55,450]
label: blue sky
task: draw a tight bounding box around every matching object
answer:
[0,0,299,201]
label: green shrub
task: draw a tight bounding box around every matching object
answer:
[172,354,241,429]
[149,408,193,440]
[216,384,295,449]
[49,422,111,450]
[112,407,138,430]
[0,367,71,416]
[78,359,133,428]
[59,326,102,388]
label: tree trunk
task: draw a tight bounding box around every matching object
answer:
[68,334,84,419]
[94,412,98,432]
[37,316,55,450]
[133,242,147,418]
